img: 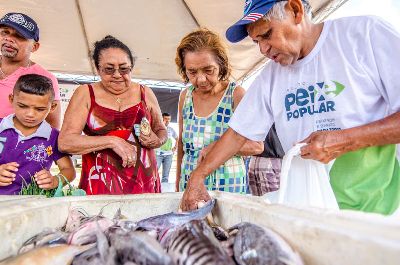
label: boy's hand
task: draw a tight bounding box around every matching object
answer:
[34,169,58,190]
[0,162,19,186]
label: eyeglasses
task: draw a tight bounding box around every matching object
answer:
[186,66,218,79]
[100,66,132,75]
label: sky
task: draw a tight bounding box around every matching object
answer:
[242,0,400,89]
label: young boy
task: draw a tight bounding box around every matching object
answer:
[0,74,75,195]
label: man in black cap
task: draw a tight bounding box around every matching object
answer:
[181,0,400,215]
[0,12,61,128]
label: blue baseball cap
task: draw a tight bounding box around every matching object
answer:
[0,13,39,41]
[226,0,284,43]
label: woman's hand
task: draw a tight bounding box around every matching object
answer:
[139,130,161,149]
[110,137,137,167]
[35,169,58,190]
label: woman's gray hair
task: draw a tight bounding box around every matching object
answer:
[263,0,312,21]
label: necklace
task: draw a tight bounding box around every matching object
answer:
[0,57,31,78]
[99,83,126,106]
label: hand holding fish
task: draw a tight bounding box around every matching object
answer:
[34,169,58,190]
[300,130,350,163]
[0,162,19,186]
[181,174,211,211]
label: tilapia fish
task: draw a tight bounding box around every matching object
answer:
[0,244,93,265]
[136,199,216,245]
[230,222,304,265]
[110,229,174,265]
[167,220,235,265]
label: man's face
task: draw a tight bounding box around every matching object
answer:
[163,116,171,126]
[9,91,54,130]
[247,15,303,66]
[0,26,38,60]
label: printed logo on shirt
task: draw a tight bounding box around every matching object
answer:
[24,143,51,163]
[284,80,345,121]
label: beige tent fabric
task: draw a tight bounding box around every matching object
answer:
[1,0,343,82]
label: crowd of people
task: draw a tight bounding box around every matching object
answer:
[1,0,399,216]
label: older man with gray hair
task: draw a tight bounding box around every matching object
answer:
[181,0,400,215]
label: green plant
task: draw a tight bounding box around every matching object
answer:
[19,175,56,197]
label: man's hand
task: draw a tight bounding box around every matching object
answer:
[0,162,19,186]
[34,169,58,190]
[180,174,211,211]
[197,142,216,164]
[300,130,350,163]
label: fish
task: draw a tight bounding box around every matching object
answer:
[0,244,93,265]
[109,229,174,265]
[229,222,304,265]
[198,201,229,241]
[72,227,116,265]
[136,199,215,246]
[64,208,90,233]
[167,220,235,265]
[18,228,68,254]
[68,216,114,245]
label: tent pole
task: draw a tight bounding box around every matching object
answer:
[182,0,201,27]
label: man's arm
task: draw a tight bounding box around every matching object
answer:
[181,128,247,210]
[301,112,400,163]
[237,140,264,156]
[46,100,61,129]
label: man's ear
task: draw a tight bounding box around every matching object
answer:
[8,93,14,104]
[31,41,40,53]
[287,0,305,24]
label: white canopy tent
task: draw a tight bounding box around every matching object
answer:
[1,0,348,83]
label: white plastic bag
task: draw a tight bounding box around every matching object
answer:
[263,143,339,210]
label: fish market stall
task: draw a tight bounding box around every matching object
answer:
[0,192,399,264]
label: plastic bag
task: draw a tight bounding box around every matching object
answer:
[263,143,339,210]
[53,174,86,197]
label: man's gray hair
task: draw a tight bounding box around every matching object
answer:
[263,0,312,21]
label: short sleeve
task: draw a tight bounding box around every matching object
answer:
[228,70,274,141]
[50,129,68,162]
[367,16,400,113]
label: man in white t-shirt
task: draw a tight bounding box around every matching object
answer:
[181,0,400,215]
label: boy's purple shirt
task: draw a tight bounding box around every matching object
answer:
[0,114,67,195]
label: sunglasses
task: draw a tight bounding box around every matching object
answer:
[100,66,132,75]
